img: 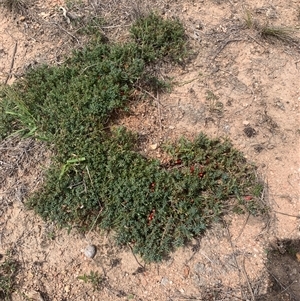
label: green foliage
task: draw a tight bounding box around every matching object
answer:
[0,86,38,139]
[0,13,264,262]
[0,251,19,301]
[243,10,253,29]
[76,16,107,40]
[78,271,105,291]
[65,0,84,10]
[130,12,187,63]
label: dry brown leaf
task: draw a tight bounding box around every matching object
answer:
[183,265,190,278]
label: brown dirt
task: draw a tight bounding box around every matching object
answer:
[0,0,299,300]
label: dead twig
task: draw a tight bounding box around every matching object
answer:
[128,243,145,269]
[170,297,202,300]
[223,221,240,271]
[134,84,165,107]
[134,85,164,134]
[85,165,103,238]
[245,33,267,50]
[234,212,250,242]
[280,280,298,296]
[101,24,131,29]
[273,210,300,218]
[51,22,80,44]
[266,267,298,300]
[156,91,163,134]
[210,38,244,63]
[223,220,255,300]
[4,42,18,85]
[241,255,256,301]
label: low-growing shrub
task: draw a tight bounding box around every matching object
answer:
[0,13,264,262]
[0,251,19,301]
[130,12,187,63]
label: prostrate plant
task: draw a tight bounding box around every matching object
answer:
[78,271,105,291]
[130,12,187,63]
[0,251,19,301]
[0,13,264,262]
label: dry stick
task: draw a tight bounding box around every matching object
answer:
[102,24,131,29]
[273,210,300,218]
[280,280,298,296]
[241,255,256,301]
[171,297,202,300]
[186,239,201,263]
[210,38,244,62]
[4,42,18,85]
[85,165,103,238]
[128,243,145,269]
[199,250,214,264]
[135,84,165,107]
[266,267,298,300]
[245,33,267,50]
[228,294,245,301]
[234,212,250,242]
[223,221,244,296]
[156,91,163,134]
[135,85,164,133]
[51,22,80,44]
[79,63,98,75]
[223,220,255,301]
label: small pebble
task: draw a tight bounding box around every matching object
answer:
[83,244,97,259]
[64,285,70,293]
[161,277,169,286]
[149,143,158,150]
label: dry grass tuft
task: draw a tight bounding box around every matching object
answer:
[260,25,297,42]
[0,0,28,14]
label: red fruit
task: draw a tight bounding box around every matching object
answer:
[198,172,204,178]
[147,209,156,223]
[149,182,155,192]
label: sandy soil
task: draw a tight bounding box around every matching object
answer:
[0,0,299,300]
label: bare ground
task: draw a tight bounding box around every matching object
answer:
[0,0,299,300]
